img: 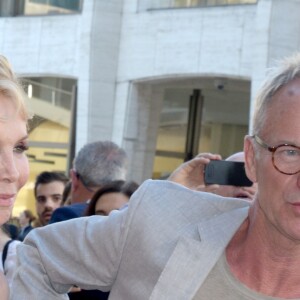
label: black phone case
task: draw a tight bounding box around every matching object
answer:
[204,160,252,187]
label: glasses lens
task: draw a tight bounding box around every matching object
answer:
[274,145,300,174]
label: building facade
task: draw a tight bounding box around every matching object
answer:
[1,0,300,214]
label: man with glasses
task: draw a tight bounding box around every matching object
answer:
[11,53,300,299]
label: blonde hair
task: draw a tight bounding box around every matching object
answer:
[0,55,31,121]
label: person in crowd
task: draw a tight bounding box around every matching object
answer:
[50,141,128,300]
[169,151,257,200]
[67,180,139,300]
[17,209,36,241]
[85,180,139,216]
[0,55,31,299]
[33,171,69,227]
[3,222,19,240]
[49,140,128,223]
[61,180,72,206]
[0,225,21,288]
[11,53,300,299]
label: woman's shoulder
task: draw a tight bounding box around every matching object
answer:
[0,271,9,299]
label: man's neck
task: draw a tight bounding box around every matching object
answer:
[71,188,94,204]
[225,207,300,298]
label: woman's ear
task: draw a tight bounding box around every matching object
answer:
[244,135,257,183]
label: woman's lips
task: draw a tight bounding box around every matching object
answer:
[0,194,15,207]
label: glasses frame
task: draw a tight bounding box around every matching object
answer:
[252,135,300,175]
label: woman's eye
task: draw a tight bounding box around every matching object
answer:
[14,144,29,153]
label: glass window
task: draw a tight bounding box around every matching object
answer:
[23,0,82,15]
[139,0,257,10]
[24,77,74,110]
[0,0,83,17]
[153,89,190,179]
[153,82,250,179]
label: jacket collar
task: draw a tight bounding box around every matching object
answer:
[150,206,249,300]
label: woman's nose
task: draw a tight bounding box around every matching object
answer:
[0,152,19,183]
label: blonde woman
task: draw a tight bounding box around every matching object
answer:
[0,55,31,298]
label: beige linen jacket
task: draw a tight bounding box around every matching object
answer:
[11,180,250,300]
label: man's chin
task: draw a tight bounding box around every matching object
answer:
[41,214,52,225]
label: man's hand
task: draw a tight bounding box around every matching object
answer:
[168,153,222,191]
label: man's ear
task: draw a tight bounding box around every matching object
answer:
[70,169,79,192]
[244,136,257,183]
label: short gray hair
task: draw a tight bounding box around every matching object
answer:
[74,141,128,188]
[252,52,300,135]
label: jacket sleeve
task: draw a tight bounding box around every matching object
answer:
[10,208,131,299]
[10,180,151,299]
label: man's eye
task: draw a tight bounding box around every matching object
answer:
[284,149,300,156]
[53,196,62,202]
[37,198,46,203]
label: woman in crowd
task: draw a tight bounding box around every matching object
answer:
[0,55,31,298]
[67,180,139,300]
[85,180,139,216]
[18,209,36,241]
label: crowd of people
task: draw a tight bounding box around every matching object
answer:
[0,51,300,299]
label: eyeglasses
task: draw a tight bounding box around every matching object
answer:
[253,135,300,175]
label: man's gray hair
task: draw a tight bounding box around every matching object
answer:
[73,141,128,188]
[252,52,300,135]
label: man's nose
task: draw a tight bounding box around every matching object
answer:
[44,198,55,208]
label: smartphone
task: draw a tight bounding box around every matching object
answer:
[204,160,252,187]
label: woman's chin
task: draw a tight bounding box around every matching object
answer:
[0,209,11,225]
